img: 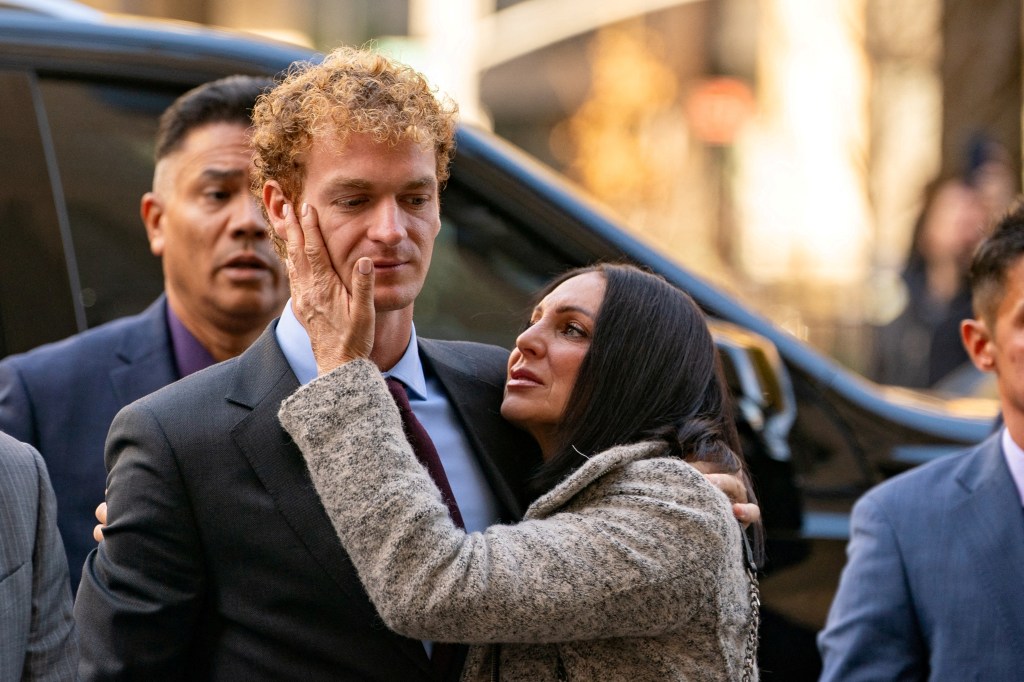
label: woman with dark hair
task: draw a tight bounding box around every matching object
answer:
[872,175,988,388]
[525,264,754,502]
[278,253,760,679]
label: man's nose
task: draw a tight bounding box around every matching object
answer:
[229,195,269,240]
[366,199,406,246]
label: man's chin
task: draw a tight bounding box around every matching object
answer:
[372,287,421,314]
[218,291,286,320]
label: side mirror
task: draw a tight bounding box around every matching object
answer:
[711,319,796,462]
[712,319,806,575]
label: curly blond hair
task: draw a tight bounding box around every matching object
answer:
[251,45,458,216]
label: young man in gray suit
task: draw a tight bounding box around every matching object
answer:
[0,76,289,590]
[74,46,540,681]
[818,202,1024,680]
[0,430,77,680]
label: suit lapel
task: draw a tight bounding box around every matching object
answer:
[226,327,372,606]
[419,339,542,520]
[227,327,433,675]
[952,436,1024,645]
[109,297,178,406]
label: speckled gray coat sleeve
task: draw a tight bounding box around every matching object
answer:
[279,359,740,645]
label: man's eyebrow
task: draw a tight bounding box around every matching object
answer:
[199,168,247,182]
[323,176,437,192]
[403,176,437,190]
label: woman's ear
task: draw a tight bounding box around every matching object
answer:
[962,318,996,372]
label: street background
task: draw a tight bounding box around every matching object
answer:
[85,0,1023,384]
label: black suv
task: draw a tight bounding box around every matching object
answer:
[0,3,996,678]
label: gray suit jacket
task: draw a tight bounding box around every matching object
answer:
[74,325,540,680]
[0,431,78,680]
[818,432,1024,681]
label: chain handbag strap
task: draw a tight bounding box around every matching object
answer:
[740,531,761,682]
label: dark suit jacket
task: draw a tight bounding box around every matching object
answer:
[0,297,177,589]
[0,431,78,680]
[818,432,1024,680]
[74,325,540,681]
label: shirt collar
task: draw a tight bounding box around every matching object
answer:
[383,328,427,400]
[275,298,425,397]
[999,427,1024,508]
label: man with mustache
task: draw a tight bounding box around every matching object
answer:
[0,75,289,591]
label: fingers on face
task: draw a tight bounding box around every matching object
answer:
[281,203,305,292]
[294,203,337,282]
[298,203,324,253]
[282,202,303,267]
[350,257,376,326]
[353,257,374,293]
[284,202,331,287]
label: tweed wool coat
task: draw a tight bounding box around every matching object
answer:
[279,360,756,681]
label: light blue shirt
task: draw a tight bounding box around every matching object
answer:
[275,301,501,534]
[1000,427,1024,508]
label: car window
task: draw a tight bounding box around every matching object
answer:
[422,185,576,349]
[16,76,579,356]
[0,69,79,357]
[38,78,180,328]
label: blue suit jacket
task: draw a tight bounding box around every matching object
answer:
[0,431,78,679]
[0,297,177,589]
[818,431,1024,681]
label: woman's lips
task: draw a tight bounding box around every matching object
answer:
[507,367,542,387]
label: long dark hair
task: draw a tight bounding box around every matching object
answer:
[530,263,762,554]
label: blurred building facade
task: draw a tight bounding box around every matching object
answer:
[85,0,1023,379]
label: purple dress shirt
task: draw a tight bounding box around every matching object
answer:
[166,306,217,379]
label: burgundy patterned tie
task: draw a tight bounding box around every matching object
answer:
[384,377,464,678]
[385,378,465,529]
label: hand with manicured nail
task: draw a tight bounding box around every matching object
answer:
[283,202,376,373]
[691,463,761,529]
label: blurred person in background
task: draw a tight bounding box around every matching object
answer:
[819,201,1024,680]
[0,75,288,591]
[871,175,988,388]
[966,132,1016,229]
[0,430,78,679]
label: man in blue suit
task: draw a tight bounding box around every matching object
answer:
[0,430,78,679]
[0,75,289,590]
[818,202,1024,680]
